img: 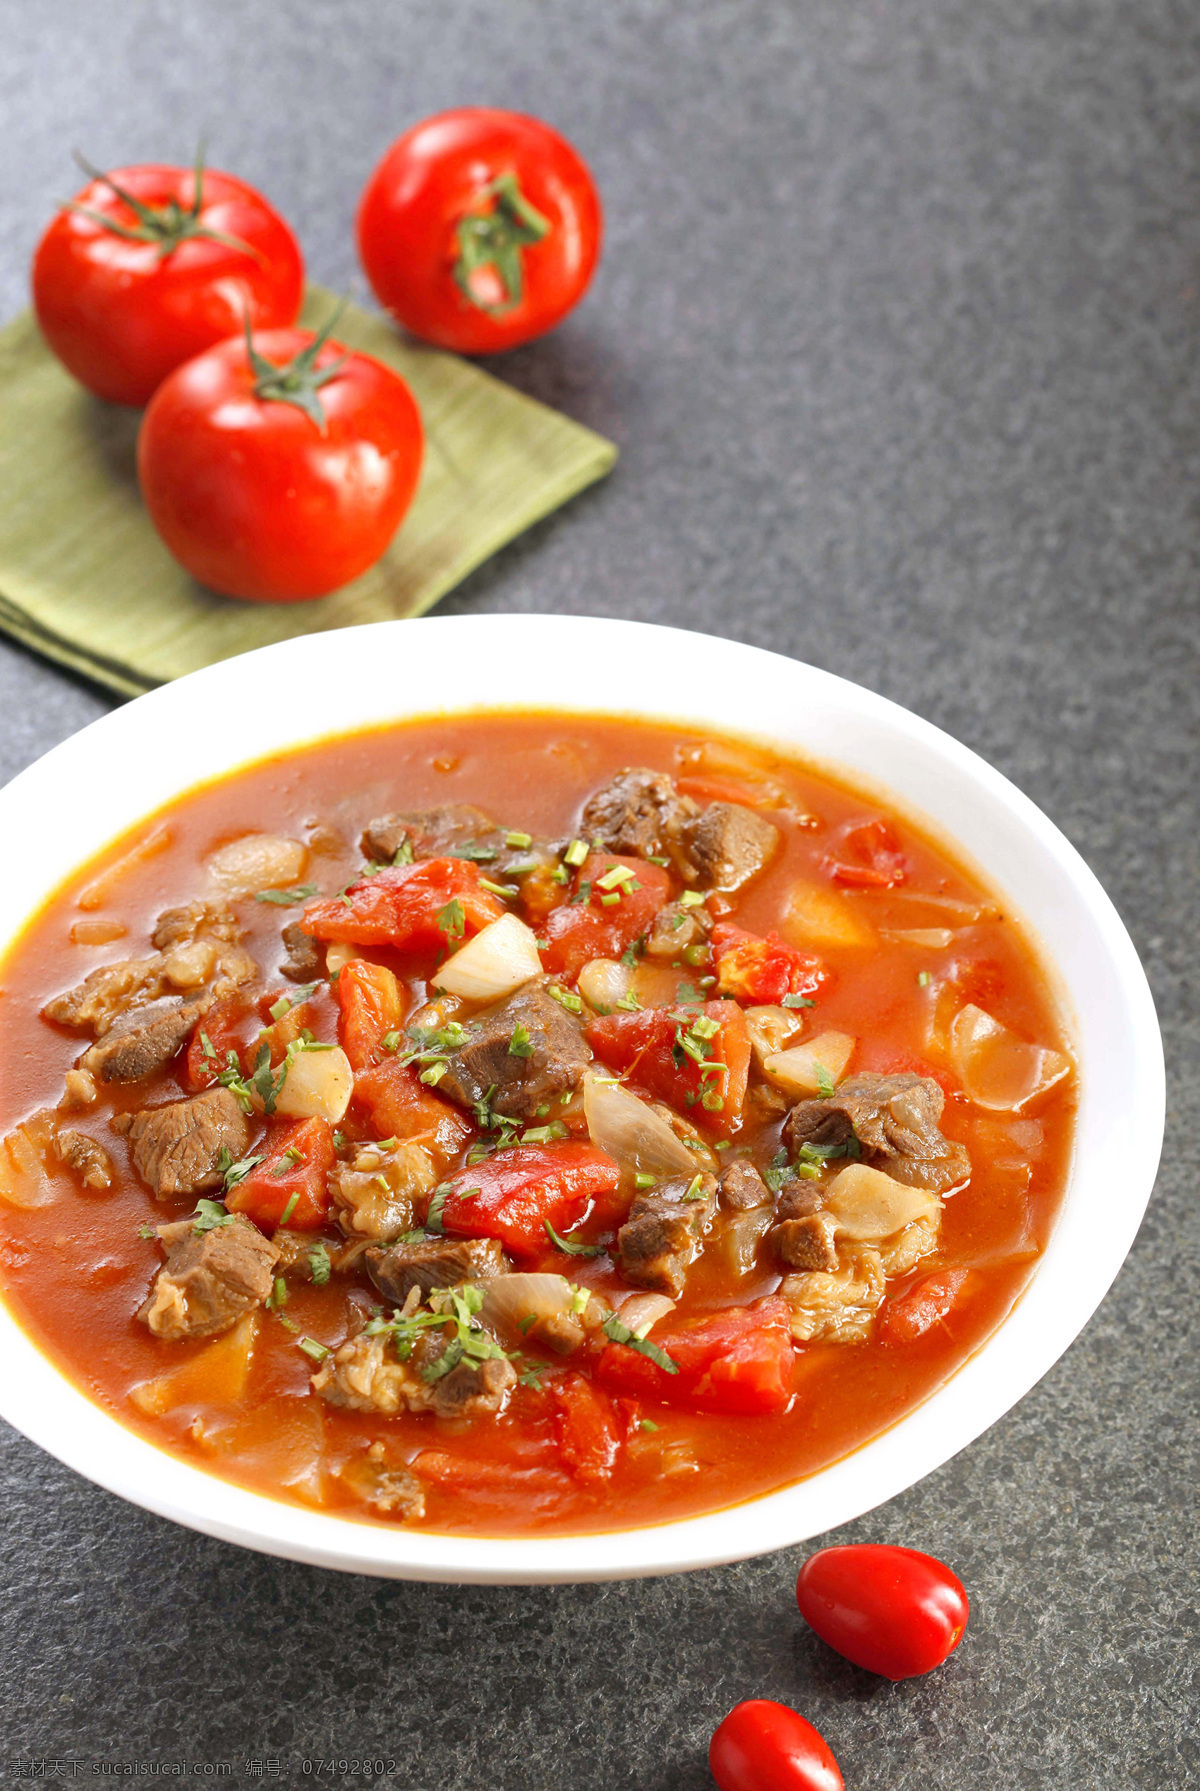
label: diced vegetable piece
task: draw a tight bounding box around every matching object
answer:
[880,927,956,949]
[325,941,360,975]
[353,1058,474,1162]
[881,1269,972,1342]
[273,1045,354,1123]
[577,957,682,1013]
[302,858,505,950]
[584,1000,751,1138]
[676,739,791,809]
[948,1004,1071,1111]
[130,1312,258,1416]
[596,1297,794,1413]
[434,912,543,1002]
[823,817,907,888]
[617,1292,676,1334]
[480,1274,589,1351]
[762,1031,857,1096]
[743,1005,803,1071]
[439,1143,621,1261]
[712,1205,775,1276]
[550,1371,622,1482]
[336,959,407,1072]
[824,1164,941,1241]
[711,923,827,1005]
[582,1073,698,1178]
[226,1117,334,1229]
[780,879,876,951]
[0,1124,55,1209]
[540,854,671,981]
[206,833,308,895]
[185,994,255,1091]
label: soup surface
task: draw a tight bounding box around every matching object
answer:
[0,713,1075,1537]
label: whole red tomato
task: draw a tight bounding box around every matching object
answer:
[357,108,602,355]
[137,316,424,602]
[796,1544,969,1680]
[33,153,304,406]
[709,1701,843,1791]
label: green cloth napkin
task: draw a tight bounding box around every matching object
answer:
[0,288,616,697]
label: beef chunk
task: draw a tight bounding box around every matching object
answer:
[45,930,255,1041]
[123,1088,250,1198]
[330,1141,438,1240]
[280,922,322,982]
[152,902,242,950]
[644,899,712,960]
[683,802,779,891]
[780,1246,886,1344]
[139,1213,279,1341]
[436,984,591,1122]
[272,1229,339,1281]
[44,955,164,1034]
[718,1159,770,1210]
[426,1352,517,1419]
[367,1236,509,1305]
[616,1172,717,1297]
[783,1073,970,1195]
[771,1209,840,1271]
[83,995,206,1084]
[312,1328,515,1420]
[334,1444,425,1519]
[579,768,697,864]
[361,805,498,865]
[52,1127,113,1190]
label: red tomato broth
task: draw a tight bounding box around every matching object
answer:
[0,712,1075,1536]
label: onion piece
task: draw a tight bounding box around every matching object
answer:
[880,927,956,950]
[744,1005,804,1071]
[949,1004,1071,1111]
[0,1126,54,1209]
[781,879,876,950]
[864,889,998,927]
[480,1273,593,1352]
[583,1074,697,1178]
[825,1163,941,1240]
[762,1031,857,1096]
[434,912,543,1003]
[577,958,682,1013]
[273,1045,354,1122]
[713,1205,775,1276]
[206,832,308,896]
[325,941,360,975]
[617,1292,676,1335]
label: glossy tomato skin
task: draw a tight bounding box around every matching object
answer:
[796,1544,969,1680]
[709,1701,843,1791]
[357,108,602,354]
[137,329,424,602]
[33,166,304,405]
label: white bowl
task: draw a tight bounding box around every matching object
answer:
[0,615,1164,1582]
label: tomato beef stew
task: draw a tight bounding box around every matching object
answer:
[0,716,1074,1535]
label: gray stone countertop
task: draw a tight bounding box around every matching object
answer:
[0,1,1195,1784]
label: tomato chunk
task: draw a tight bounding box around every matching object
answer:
[711,922,827,1005]
[549,1371,622,1483]
[584,999,751,1138]
[823,817,907,888]
[596,1297,794,1413]
[352,1057,473,1162]
[185,994,254,1091]
[438,1143,620,1261]
[302,858,505,949]
[540,854,671,981]
[225,1116,335,1229]
[336,959,407,1071]
[881,1269,971,1343]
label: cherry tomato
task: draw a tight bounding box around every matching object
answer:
[33,154,304,406]
[357,108,602,354]
[137,315,424,602]
[709,1701,843,1791]
[796,1544,969,1680]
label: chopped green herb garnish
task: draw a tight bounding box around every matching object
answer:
[480,877,519,899]
[217,1147,266,1193]
[640,1418,661,1432]
[420,1060,448,1087]
[455,840,499,863]
[616,992,641,1011]
[620,937,646,968]
[782,993,816,1009]
[682,1174,706,1202]
[646,855,669,867]
[508,1022,534,1059]
[548,984,583,1014]
[598,891,621,907]
[297,1335,329,1363]
[517,1312,538,1335]
[567,879,592,906]
[596,864,637,891]
[813,1061,837,1098]
[272,1145,304,1180]
[634,1171,656,1189]
[425,1183,452,1235]
[436,898,466,943]
[918,970,931,987]
[332,1130,347,1151]
[269,1275,288,1310]
[679,890,706,908]
[690,1014,720,1040]
[254,884,319,907]
[392,838,415,865]
[381,1030,403,1052]
[545,1219,604,1256]
[521,1122,570,1145]
[505,830,532,849]
[563,839,588,867]
[278,1190,301,1225]
[550,865,570,885]
[601,1311,679,1373]
[137,1221,157,1241]
[307,1242,332,1286]
[192,1198,234,1234]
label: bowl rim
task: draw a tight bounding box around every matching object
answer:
[0,614,1165,1582]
